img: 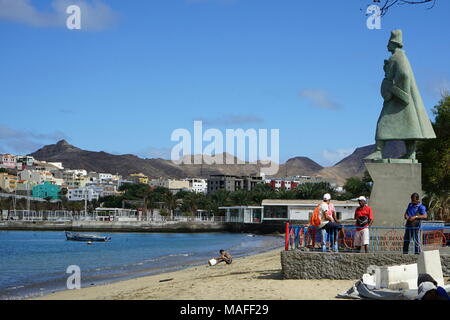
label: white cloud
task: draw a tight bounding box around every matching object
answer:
[299,89,341,110]
[0,124,67,154]
[433,78,450,96]
[135,146,172,160]
[320,148,354,166]
[0,0,118,30]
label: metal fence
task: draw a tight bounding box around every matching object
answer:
[285,223,449,253]
[2,210,226,224]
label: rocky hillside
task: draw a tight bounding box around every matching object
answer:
[30,140,405,184]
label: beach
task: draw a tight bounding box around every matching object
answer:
[34,248,357,300]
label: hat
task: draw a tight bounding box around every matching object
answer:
[357,196,367,202]
[323,193,331,201]
[416,281,437,300]
[418,273,438,287]
[389,29,403,47]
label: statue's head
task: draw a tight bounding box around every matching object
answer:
[387,29,403,53]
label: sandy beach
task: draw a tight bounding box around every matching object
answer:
[33,249,357,300]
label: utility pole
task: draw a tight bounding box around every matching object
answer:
[84,187,87,216]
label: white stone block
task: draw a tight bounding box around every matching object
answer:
[366,263,418,290]
[418,250,444,287]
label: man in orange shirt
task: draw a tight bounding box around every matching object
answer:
[353,196,374,253]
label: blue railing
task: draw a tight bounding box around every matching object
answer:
[285,223,449,253]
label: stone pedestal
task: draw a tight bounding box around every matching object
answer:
[365,162,422,227]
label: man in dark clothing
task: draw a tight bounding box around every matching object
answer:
[403,193,427,254]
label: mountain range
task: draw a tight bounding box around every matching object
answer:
[29,140,406,185]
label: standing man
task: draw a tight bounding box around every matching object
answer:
[320,193,339,252]
[403,193,427,254]
[353,196,374,253]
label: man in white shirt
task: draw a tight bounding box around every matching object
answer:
[320,193,338,252]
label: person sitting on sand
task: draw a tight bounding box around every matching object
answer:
[215,249,232,265]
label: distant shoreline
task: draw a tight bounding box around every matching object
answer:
[0,220,286,234]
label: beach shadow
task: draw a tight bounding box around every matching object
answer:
[256,269,283,280]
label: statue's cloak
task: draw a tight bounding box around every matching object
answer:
[376,49,436,140]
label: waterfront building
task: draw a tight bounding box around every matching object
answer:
[32,181,61,200]
[219,199,359,224]
[218,206,263,223]
[207,175,263,194]
[94,207,139,222]
[261,199,358,222]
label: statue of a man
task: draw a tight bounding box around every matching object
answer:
[366,30,436,160]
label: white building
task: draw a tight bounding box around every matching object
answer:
[219,199,359,224]
[67,187,100,201]
[149,177,190,192]
[33,161,64,172]
[261,199,358,222]
[219,206,263,223]
[85,183,121,198]
[94,208,138,222]
[16,155,35,167]
[88,172,116,183]
[19,169,55,184]
[185,178,208,194]
[57,170,89,188]
[0,154,17,169]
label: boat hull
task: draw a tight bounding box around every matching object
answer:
[65,231,111,242]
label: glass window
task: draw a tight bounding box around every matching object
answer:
[263,206,288,219]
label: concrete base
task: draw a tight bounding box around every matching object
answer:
[365,162,422,227]
[281,250,450,280]
[418,250,445,287]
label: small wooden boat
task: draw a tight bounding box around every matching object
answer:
[65,231,111,242]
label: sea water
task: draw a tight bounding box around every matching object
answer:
[0,231,283,299]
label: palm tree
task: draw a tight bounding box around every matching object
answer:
[164,191,177,220]
[230,190,251,206]
[136,185,153,221]
[428,193,450,222]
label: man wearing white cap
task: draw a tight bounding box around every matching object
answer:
[319,193,339,252]
[353,196,374,253]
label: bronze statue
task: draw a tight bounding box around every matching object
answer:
[366,30,436,160]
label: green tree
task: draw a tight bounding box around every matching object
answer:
[164,191,178,220]
[417,94,450,221]
[295,182,335,200]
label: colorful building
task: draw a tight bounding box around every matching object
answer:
[32,181,61,200]
[129,173,149,184]
[0,173,18,192]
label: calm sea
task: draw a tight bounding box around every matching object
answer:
[0,231,283,299]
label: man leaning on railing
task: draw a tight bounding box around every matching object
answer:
[403,192,427,255]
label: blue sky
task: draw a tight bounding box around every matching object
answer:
[0,0,449,167]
